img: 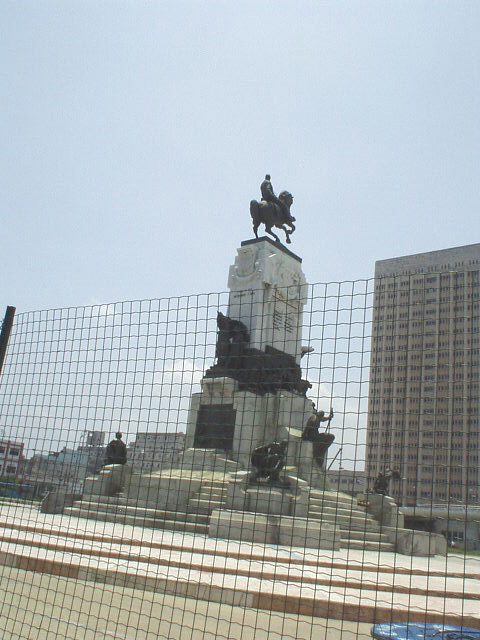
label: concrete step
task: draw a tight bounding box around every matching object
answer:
[307,511,380,531]
[338,528,391,543]
[308,502,375,517]
[342,537,394,549]
[187,498,225,514]
[308,501,367,517]
[198,489,226,499]
[80,493,195,513]
[204,480,230,488]
[309,501,368,515]
[308,513,380,534]
[309,489,358,505]
[71,500,210,524]
[81,494,134,506]
[63,507,209,534]
[0,499,38,509]
[309,495,366,511]
[340,537,395,551]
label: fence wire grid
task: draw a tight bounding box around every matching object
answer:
[0,274,478,640]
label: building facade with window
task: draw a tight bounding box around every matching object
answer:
[0,438,25,478]
[327,469,366,495]
[128,432,185,473]
[366,243,480,506]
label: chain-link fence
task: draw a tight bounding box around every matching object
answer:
[0,275,478,639]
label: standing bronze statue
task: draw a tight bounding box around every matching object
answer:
[215,312,250,369]
[250,174,296,244]
[250,440,289,484]
[105,432,127,465]
[302,405,335,469]
[372,468,401,496]
[302,405,334,441]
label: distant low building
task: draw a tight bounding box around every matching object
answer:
[402,504,480,550]
[327,469,366,495]
[128,432,185,473]
[21,448,89,494]
[0,438,24,478]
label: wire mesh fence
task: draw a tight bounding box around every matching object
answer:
[0,273,478,639]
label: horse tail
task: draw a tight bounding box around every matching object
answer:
[250,200,261,237]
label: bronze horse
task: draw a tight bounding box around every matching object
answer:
[250,191,296,244]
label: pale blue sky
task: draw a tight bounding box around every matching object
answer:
[2,1,480,313]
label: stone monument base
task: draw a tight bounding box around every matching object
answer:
[225,469,310,517]
[83,464,132,497]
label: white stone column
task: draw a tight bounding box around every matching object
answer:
[227,238,308,364]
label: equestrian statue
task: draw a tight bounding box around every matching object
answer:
[250,174,296,244]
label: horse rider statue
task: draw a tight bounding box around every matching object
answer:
[250,174,296,244]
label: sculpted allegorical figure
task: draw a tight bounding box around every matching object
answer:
[302,404,335,469]
[105,432,127,465]
[302,405,334,441]
[214,312,250,369]
[373,468,401,496]
[250,440,289,483]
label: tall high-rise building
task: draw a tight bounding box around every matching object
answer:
[366,244,480,506]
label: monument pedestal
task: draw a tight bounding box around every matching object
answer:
[185,376,325,475]
[227,237,307,363]
[225,470,309,517]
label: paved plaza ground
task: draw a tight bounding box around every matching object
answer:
[0,566,372,640]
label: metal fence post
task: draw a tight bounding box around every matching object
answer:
[0,305,16,376]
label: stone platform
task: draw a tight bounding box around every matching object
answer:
[66,457,446,556]
[0,503,477,629]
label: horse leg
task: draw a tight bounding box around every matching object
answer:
[252,218,260,238]
[266,224,281,243]
[283,222,296,242]
[282,226,292,244]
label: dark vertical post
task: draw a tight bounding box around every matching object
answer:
[0,306,16,376]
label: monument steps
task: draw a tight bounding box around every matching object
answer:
[339,538,395,552]
[197,486,227,497]
[63,496,395,552]
[63,505,209,534]
[309,489,358,503]
[186,478,229,515]
[307,509,380,531]
[304,492,396,551]
[308,495,382,526]
[307,499,368,515]
[65,499,210,525]
[336,528,389,542]
[187,498,225,514]
[64,479,397,553]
